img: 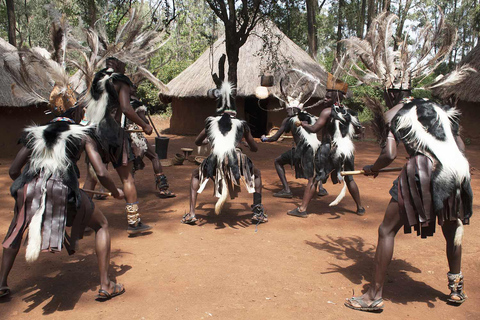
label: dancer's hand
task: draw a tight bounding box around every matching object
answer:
[143,124,153,135]
[114,188,125,200]
[300,121,309,127]
[363,165,378,178]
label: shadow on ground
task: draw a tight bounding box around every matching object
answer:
[306,235,446,308]
[194,202,254,229]
[1,250,131,315]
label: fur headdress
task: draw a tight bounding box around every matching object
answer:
[209,54,236,114]
[342,9,457,90]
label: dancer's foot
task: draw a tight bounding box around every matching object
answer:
[273,190,293,199]
[287,207,308,218]
[127,220,152,234]
[181,212,198,224]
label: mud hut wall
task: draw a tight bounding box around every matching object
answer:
[0,105,53,156]
[457,101,480,140]
[169,97,246,135]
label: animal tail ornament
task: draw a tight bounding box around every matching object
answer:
[25,175,49,262]
[454,218,464,247]
[329,178,347,207]
[215,176,229,215]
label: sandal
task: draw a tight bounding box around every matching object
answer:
[447,272,467,304]
[356,207,366,216]
[158,189,176,198]
[287,207,308,218]
[181,213,198,225]
[96,283,125,301]
[344,296,384,312]
[273,190,293,199]
[252,204,268,223]
[0,286,11,298]
[317,187,329,197]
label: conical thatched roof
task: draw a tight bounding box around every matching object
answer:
[432,45,480,102]
[165,21,327,98]
[0,38,36,107]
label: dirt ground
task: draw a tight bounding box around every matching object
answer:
[0,118,479,319]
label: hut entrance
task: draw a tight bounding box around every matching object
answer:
[244,97,267,138]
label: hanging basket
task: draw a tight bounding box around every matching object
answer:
[260,75,274,87]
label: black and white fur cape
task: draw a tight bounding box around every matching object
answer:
[197,113,255,214]
[391,99,472,223]
[12,121,94,262]
[83,68,134,154]
[316,104,361,206]
[287,111,321,178]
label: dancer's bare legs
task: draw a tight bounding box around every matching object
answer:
[0,241,20,296]
[297,178,318,212]
[183,168,200,222]
[346,178,365,215]
[348,199,403,307]
[88,206,123,294]
[274,156,291,195]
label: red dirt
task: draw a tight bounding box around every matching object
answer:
[0,119,479,319]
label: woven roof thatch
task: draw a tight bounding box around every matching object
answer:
[0,38,37,107]
[432,45,480,102]
[165,21,327,98]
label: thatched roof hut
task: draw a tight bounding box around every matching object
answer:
[0,38,52,155]
[164,21,328,136]
[432,45,480,102]
[432,45,480,140]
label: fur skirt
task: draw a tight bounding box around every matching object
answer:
[3,174,94,255]
[198,148,255,199]
[395,155,472,238]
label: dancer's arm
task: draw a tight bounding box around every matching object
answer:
[117,82,153,135]
[9,147,31,180]
[261,117,288,142]
[84,137,124,199]
[301,107,331,133]
[363,132,397,176]
[194,129,208,146]
[244,126,258,152]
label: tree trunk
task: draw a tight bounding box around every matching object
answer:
[306,0,318,59]
[450,0,458,64]
[367,0,376,29]
[88,0,97,28]
[383,0,391,12]
[6,0,16,47]
[394,0,412,50]
[335,0,345,61]
[358,0,367,38]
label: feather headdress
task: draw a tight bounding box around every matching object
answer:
[3,15,77,114]
[342,9,457,90]
[70,8,169,91]
[275,69,323,111]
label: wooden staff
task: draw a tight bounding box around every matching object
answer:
[146,112,161,137]
[341,167,403,176]
[82,189,112,196]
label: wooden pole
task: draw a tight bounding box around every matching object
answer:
[341,167,403,176]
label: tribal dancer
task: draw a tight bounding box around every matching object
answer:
[82,57,153,235]
[296,75,365,217]
[0,115,126,300]
[261,69,328,202]
[127,93,175,198]
[341,11,472,311]
[182,55,267,224]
